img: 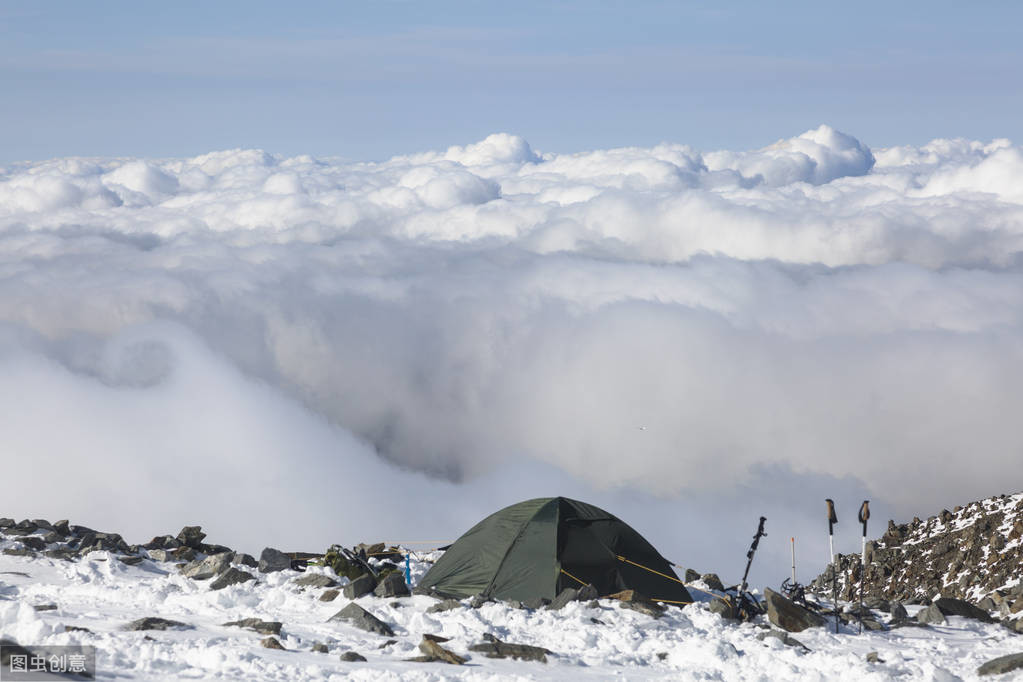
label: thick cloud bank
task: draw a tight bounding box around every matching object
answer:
[2,126,1022,582]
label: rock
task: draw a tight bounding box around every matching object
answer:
[328,603,395,637]
[2,549,36,557]
[468,634,551,662]
[52,520,70,535]
[576,584,599,601]
[200,543,233,556]
[233,553,258,568]
[522,597,550,610]
[180,553,233,580]
[685,568,700,583]
[69,524,96,537]
[147,549,170,562]
[709,597,736,620]
[176,526,207,549]
[344,573,376,599]
[43,549,77,561]
[223,618,282,635]
[340,651,367,662]
[426,599,463,614]
[978,652,1023,676]
[756,629,810,651]
[64,625,91,633]
[320,589,340,602]
[373,572,410,598]
[170,546,197,561]
[866,651,885,663]
[916,603,946,625]
[764,588,827,633]
[124,617,192,631]
[293,573,339,589]
[978,596,997,611]
[210,567,255,591]
[0,518,14,528]
[261,637,286,650]
[18,536,46,551]
[33,604,58,612]
[861,617,886,631]
[470,595,491,608]
[934,597,996,623]
[890,602,909,622]
[144,535,181,550]
[118,556,144,566]
[701,573,726,592]
[258,548,292,574]
[41,532,62,544]
[312,642,329,654]
[548,588,579,611]
[31,519,53,530]
[418,635,466,664]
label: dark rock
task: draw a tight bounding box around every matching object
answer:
[701,573,726,592]
[685,568,700,583]
[344,573,376,599]
[470,595,491,608]
[43,549,77,561]
[233,553,258,568]
[64,625,91,633]
[2,549,36,558]
[261,637,286,650]
[176,526,207,549]
[373,572,410,598]
[180,553,233,580]
[320,589,340,602]
[412,585,442,598]
[41,532,62,545]
[0,518,14,528]
[522,597,550,610]
[861,617,886,631]
[378,640,397,649]
[210,567,255,591]
[144,535,181,550]
[764,588,827,633]
[118,556,144,566]
[548,588,579,611]
[978,653,1023,676]
[18,536,46,551]
[258,548,292,574]
[916,603,946,625]
[756,629,810,651]
[709,597,736,620]
[328,603,395,637]
[124,617,192,631]
[426,599,462,614]
[52,520,69,536]
[223,618,282,635]
[418,636,466,664]
[340,651,367,662]
[170,546,196,561]
[468,635,551,662]
[591,617,606,624]
[33,604,58,612]
[31,519,53,530]
[934,597,996,623]
[576,584,599,601]
[312,642,329,653]
[78,532,129,553]
[864,597,890,612]
[69,524,96,537]
[890,603,909,622]
[293,573,339,589]
[200,543,233,556]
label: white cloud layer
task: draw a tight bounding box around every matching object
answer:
[2,125,1022,583]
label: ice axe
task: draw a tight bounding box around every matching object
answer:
[858,500,870,634]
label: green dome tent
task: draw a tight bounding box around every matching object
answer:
[418,497,692,604]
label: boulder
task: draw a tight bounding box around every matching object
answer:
[468,633,551,662]
[210,568,255,591]
[233,553,258,568]
[426,599,463,614]
[328,603,394,637]
[709,597,736,620]
[320,589,340,602]
[18,536,46,551]
[521,597,550,610]
[0,518,14,528]
[147,549,170,562]
[685,569,700,583]
[344,573,376,599]
[52,520,70,536]
[418,635,466,664]
[890,602,909,622]
[547,588,579,611]
[609,590,666,618]
[916,603,946,625]
[258,548,292,574]
[176,526,206,549]
[312,642,329,653]
[764,588,827,633]
[340,651,367,662]
[180,553,232,580]
[373,572,409,598]
[124,617,192,631]
[577,584,599,601]
[293,573,339,589]
[701,573,726,592]
[223,618,282,635]
[756,629,810,651]
[170,546,196,561]
[934,597,995,623]
[118,556,144,566]
[261,637,285,650]
[978,653,1023,676]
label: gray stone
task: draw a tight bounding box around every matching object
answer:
[978,653,1023,676]
[470,595,491,608]
[978,596,997,612]
[468,634,551,662]
[685,568,700,583]
[890,602,909,622]
[373,572,409,598]
[176,526,206,549]
[33,604,58,612]
[52,520,69,536]
[866,651,884,663]
[261,636,286,650]
[861,617,886,631]
[340,651,367,662]
[147,549,170,562]
[764,588,827,633]
[916,603,946,625]
[118,556,144,566]
[223,618,282,635]
[180,553,233,580]
[418,636,466,664]
[701,573,726,592]
[426,599,463,614]
[328,603,395,637]
[41,532,62,545]
[934,597,996,623]
[312,642,329,654]
[18,536,46,551]
[709,597,736,620]
[756,629,809,651]
[258,547,292,574]
[344,573,376,599]
[293,573,339,589]
[210,567,255,591]
[43,549,76,561]
[233,552,258,568]
[2,549,36,557]
[547,588,579,611]
[0,518,14,528]
[320,589,340,602]
[576,584,599,601]
[124,617,192,631]
[522,597,550,610]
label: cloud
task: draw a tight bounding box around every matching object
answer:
[2,125,1023,584]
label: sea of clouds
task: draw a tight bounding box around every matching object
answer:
[3,125,1023,584]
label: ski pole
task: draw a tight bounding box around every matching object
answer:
[790,537,796,584]
[858,500,870,634]
[736,516,767,619]
[826,498,838,633]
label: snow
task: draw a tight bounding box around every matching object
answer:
[2,546,1021,681]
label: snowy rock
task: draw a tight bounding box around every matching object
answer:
[521,597,550,610]
[222,618,282,635]
[261,637,285,650]
[756,629,810,651]
[118,556,143,566]
[293,573,338,589]
[175,526,206,549]
[890,603,909,622]
[547,588,579,611]
[709,597,736,620]
[916,603,946,625]
[426,599,462,614]
[372,572,409,598]
[311,642,329,653]
[764,588,826,633]
[124,617,192,631]
[258,548,291,574]
[340,651,367,662]
[343,573,376,599]
[0,518,14,528]
[209,567,255,591]
[328,603,394,637]
[232,552,257,568]
[418,635,466,664]
[320,589,340,602]
[468,633,551,662]
[701,573,726,591]
[934,597,995,623]
[146,549,169,562]
[179,553,232,580]
[978,652,1023,676]
[144,535,181,550]
[866,651,884,663]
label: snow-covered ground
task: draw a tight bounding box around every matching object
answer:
[2,545,1021,681]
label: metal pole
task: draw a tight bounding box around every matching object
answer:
[858,500,870,635]
[790,537,796,584]
[826,499,839,634]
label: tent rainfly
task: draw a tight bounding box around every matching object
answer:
[417,496,692,604]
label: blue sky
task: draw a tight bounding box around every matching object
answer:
[2,1,1022,163]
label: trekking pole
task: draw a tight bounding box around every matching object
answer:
[858,500,870,634]
[736,516,767,618]
[826,499,838,633]
[790,537,796,584]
